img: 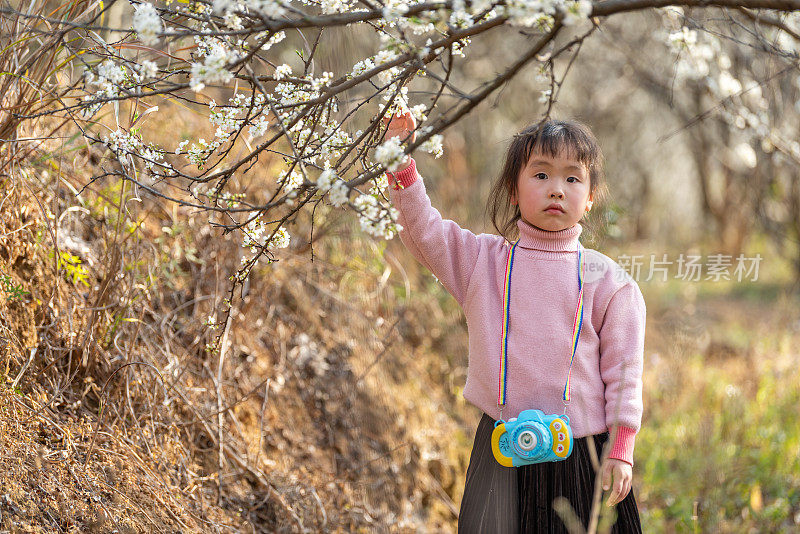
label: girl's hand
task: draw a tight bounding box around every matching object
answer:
[379,106,417,174]
[601,458,633,507]
[381,104,417,144]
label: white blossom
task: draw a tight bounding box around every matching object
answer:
[350,56,375,78]
[209,93,248,142]
[369,174,390,195]
[382,0,410,23]
[97,60,126,86]
[504,0,559,28]
[668,27,697,50]
[224,12,244,30]
[329,180,350,207]
[665,25,724,85]
[734,142,757,168]
[535,64,550,84]
[353,194,402,239]
[255,30,286,51]
[452,37,470,58]
[320,0,354,14]
[320,127,353,161]
[409,104,428,123]
[185,138,212,166]
[242,218,291,254]
[420,134,444,159]
[562,0,592,25]
[375,136,406,172]
[374,49,400,66]
[316,167,337,192]
[400,16,435,35]
[190,42,238,92]
[104,128,140,154]
[449,2,474,28]
[268,226,291,248]
[136,59,158,79]
[217,191,244,208]
[279,168,305,194]
[309,71,333,92]
[248,0,288,18]
[212,0,235,12]
[660,5,684,22]
[275,63,292,80]
[717,71,742,98]
[132,2,162,46]
[103,128,164,171]
[249,115,270,138]
[179,92,271,165]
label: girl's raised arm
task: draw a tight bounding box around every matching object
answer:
[385,156,490,308]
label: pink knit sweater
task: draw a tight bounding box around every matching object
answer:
[386,157,645,465]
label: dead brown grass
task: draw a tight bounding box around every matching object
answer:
[0,107,474,532]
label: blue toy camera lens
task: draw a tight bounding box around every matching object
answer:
[511,422,551,460]
[517,430,537,450]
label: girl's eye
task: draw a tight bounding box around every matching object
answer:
[567,176,580,183]
[535,172,547,180]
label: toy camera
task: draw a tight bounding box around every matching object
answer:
[491,409,573,467]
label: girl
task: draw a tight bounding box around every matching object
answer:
[381,113,645,533]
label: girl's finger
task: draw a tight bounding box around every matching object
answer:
[608,474,623,506]
[601,463,612,491]
[616,484,626,506]
[606,485,616,506]
[614,476,625,502]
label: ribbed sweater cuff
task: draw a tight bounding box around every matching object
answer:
[385,157,418,190]
[608,426,637,466]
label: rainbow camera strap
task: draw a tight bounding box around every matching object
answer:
[497,238,585,411]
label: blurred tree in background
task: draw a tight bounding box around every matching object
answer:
[1,0,799,531]
[2,0,799,309]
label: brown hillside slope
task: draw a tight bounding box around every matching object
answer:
[0,152,474,532]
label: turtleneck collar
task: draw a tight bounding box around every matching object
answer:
[515,218,582,252]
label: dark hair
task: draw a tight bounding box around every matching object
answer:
[486,118,608,241]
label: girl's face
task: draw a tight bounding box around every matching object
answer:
[511,149,593,232]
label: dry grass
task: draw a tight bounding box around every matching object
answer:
[0,104,477,531]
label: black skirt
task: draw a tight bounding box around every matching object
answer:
[458,412,642,534]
